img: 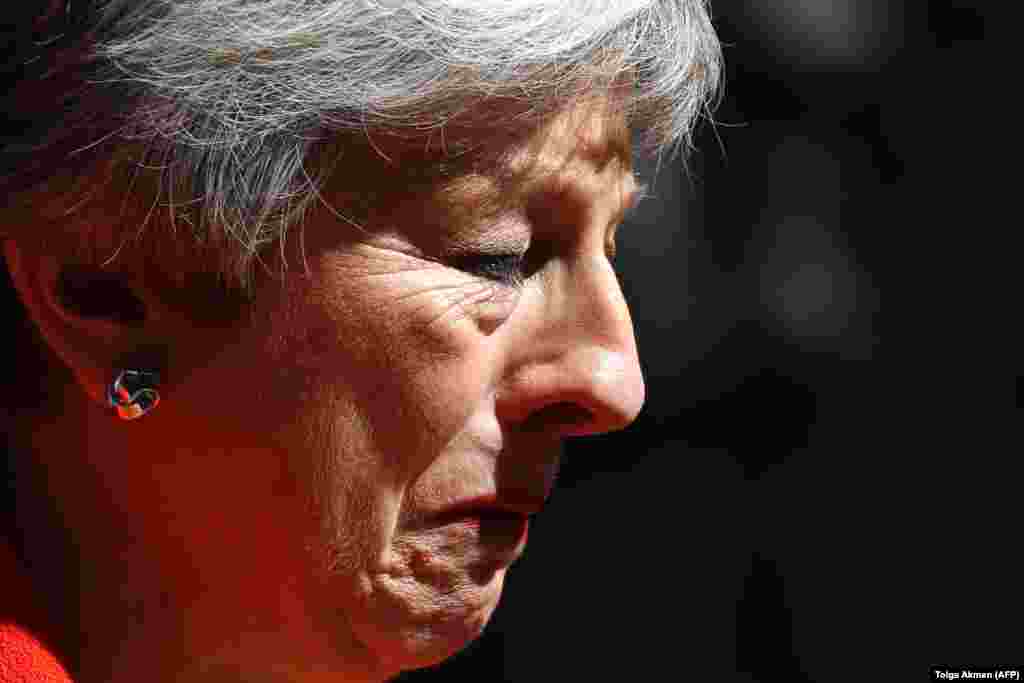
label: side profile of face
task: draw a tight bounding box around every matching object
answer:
[5,97,646,681]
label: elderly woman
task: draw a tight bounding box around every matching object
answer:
[0,0,721,680]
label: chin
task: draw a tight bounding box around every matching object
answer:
[352,566,507,676]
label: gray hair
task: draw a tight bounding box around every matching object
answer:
[1,0,722,296]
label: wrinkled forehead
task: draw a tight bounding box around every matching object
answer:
[429,102,639,232]
[487,96,635,189]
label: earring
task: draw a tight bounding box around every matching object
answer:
[106,369,161,420]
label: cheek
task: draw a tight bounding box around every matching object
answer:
[304,257,500,464]
[250,264,495,555]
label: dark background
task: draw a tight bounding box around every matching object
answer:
[400,3,1007,682]
[1,1,1003,681]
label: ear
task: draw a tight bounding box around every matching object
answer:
[3,238,170,410]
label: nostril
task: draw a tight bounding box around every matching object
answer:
[521,402,594,434]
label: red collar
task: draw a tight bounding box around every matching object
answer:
[1,542,74,682]
[0,623,74,682]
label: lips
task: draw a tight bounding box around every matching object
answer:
[437,494,545,521]
[434,504,528,536]
[434,507,527,527]
[431,497,531,553]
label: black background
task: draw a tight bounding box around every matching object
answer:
[2,2,1006,681]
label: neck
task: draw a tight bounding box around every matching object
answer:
[7,394,191,683]
[4,418,80,672]
[10,388,387,683]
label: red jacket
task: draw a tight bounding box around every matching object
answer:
[0,541,73,682]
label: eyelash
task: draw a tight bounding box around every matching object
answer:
[459,252,527,288]
[449,180,648,289]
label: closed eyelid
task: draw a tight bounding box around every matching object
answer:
[428,170,646,271]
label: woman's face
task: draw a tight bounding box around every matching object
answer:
[37,100,645,680]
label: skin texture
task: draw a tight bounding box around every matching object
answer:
[3,95,645,682]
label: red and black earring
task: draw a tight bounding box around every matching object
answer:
[106,369,161,420]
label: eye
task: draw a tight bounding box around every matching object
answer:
[456,252,528,288]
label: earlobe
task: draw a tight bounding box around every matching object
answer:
[2,238,155,409]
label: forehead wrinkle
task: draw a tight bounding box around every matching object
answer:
[499,108,634,189]
[430,158,641,248]
[424,101,637,239]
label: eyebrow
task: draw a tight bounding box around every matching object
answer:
[430,143,648,242]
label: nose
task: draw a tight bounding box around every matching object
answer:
[496,252,646,437]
